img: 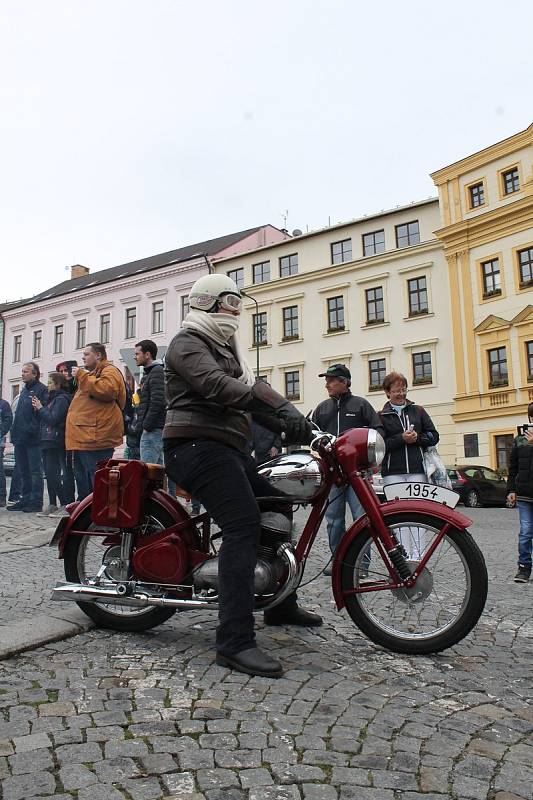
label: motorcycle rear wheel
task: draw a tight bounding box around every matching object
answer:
[63,499,179,632]
[340,512,487,655]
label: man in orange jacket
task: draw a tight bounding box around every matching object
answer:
[66,342,126,500]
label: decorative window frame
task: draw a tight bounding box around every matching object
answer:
[243,298,273,352]
[497,162,522,200]
[277,359,305,405]
[274,292,304,345]
[475,251,506,304]
[359,345,393,395]
[355,272,390,330]
[402,338,438,389]
[464,177,488,211]
[318,282,350,337]
[398,261,433,321]
[512,240,533,294]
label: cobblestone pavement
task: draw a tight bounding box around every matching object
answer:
[1,505,532,799]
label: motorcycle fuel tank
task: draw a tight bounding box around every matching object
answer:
[258,452,326,500]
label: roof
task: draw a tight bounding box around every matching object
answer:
[3,226,265,311]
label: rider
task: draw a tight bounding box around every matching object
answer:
[163,274,320,678]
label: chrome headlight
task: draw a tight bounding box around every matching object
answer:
[367,429,386,469]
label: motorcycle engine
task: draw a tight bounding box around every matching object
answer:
[192,510,292,594]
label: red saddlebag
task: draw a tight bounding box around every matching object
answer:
[92,459,148,527]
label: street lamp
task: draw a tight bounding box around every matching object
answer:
[240,289,260,379]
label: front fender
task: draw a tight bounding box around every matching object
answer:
[331,499,472,610]
[51,489,189,557]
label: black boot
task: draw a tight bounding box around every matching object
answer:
[264,592,323,627]
[216,647,283,678]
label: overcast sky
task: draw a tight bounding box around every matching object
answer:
[1,0,531,303]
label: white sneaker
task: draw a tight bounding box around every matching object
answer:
[49,505,69,517]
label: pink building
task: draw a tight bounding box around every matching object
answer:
[1,225,289,397]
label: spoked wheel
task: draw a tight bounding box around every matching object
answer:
[63,500,178,632]
[465,489,481,508]
[340,513,488,655]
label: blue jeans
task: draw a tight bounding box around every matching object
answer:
[14,443,44,508]
[325,485,364,554]
[73,449,114,501]
[517,500,533,569]
[140,429,163,464]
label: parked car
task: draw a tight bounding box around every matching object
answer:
[446,464,512,508]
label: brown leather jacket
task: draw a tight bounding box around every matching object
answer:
[164,329,255,453]
[65,360,126,451]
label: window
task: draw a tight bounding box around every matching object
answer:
[327,296,345,332]
[362,229,385,256]
[100,313,110,344]
[469,182,485,208]
[32,330,42,359]
[408,276,428,316]
[282,306,299,340]
[76,319,87,350]
[518,247,533,287]
[125,307,136,339]
[464,433,479,459]
[495,434,514,475]
[11,384,20,401]
[227,268,244,290]
[527,341,533,381]
[12,335,22,363]
[252,261,270,284]
[152,301,164,334]
[412,351,432,385]
[395,220,420,248]
[487,346,508,388]
[365,286,384,324]
[481,258,501,297]
[369,358,386,391]
[331,239,352,265]
[285,370,300,401]
[53,324,64,354]
[279,253,298,278]
[181,295,189,322]
[252,312,268,346]
[502,167,519,195]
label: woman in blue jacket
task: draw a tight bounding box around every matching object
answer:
[32,372,71,515]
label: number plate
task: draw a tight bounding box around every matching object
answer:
[383,482,460,508]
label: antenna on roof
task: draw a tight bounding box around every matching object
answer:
[281,209,288,228]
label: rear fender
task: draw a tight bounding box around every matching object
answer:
[331,499,472,610]
[51,489,190,558]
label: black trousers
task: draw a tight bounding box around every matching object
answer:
[165,439,291,656]
[42,448,67,507]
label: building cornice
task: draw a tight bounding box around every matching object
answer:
[431,123,533,185]
[435,195,533,254]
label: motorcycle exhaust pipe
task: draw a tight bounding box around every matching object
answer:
[51,582,217,609]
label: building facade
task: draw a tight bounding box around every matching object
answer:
[214,200,457,465]
[1,226,288,399]
[431,123,533,471]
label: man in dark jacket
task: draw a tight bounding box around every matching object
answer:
[0,397,13,507]
[312,364,384,562]
[250,420,282,464]
[134,340,167,465]
[507,403,533,583]
[10,362,48,512]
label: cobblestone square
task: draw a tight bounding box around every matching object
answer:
[0,504,532,799]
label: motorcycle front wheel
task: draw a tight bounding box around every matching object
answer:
[63,499,179,632]
[340,512,488,655]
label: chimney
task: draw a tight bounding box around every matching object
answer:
[70,264,90,280]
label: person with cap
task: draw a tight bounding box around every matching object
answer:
[312,364,384,570]
[163,273,319,679]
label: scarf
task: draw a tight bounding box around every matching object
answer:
[182,309,256,386]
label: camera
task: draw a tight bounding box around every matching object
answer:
[518,424,532,435]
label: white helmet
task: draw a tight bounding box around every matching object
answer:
[188,273,242,313]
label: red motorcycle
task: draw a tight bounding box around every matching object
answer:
[51,428,488,655]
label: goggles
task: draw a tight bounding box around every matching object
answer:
[218,293,242,313]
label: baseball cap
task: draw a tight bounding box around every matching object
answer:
[318,364,351,380]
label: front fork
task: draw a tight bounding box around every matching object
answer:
[350,473,412,581]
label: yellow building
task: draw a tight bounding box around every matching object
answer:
[214,200,456,465]
[431,123,533,471]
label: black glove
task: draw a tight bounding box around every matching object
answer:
[280,414,314,446]
[247,381,313,445]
